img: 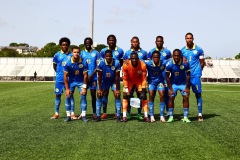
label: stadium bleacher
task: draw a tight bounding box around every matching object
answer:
[0,58,240,82]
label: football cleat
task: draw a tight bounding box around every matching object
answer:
[71,114,77,120]
[150,117,156,123]
[92,114,97,120]
[136,114,144,120]
[101,113,108,119]
[182,117,191,123]
[51,114,59,119]
[77,114,82,120]
[160,117,166,123]
[144,117,150,122]
[122,117,127,122]
[64,116,71,122]
[114,114,117,119]
[116,116,122,123]
[127,113,131,120]
[95,116,101,122]
[198,116,203,122]
[82,116,88,122]
[167,117,174,123]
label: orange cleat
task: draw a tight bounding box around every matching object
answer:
[51,114,59,119]
[71,114,77,120]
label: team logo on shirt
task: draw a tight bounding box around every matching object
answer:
[180,65,184,69]
[115,51,119,56]
[55,88,59,92]
[91,53,96,57]
[67,55,71,59]
[162,52,166,57]
[193,50,198,54]
[111,66,115,70]
[138,70,142,74]
[86,59,91,64]
[160,66,164,70]
[79,64,83,68]
[138,52,143,57]
[62,61,66,66]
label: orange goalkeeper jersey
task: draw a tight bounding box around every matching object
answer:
[122,60,147,88]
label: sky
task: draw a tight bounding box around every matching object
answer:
[1,0,240,59]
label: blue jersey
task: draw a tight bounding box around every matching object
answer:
[181,44,204,77]
[148,47,172,60]
[63,57,88,84]
[123,48,148,60]
[165,59,190,85]
[97,59,121,85]
[145,60,166,85]
[52,51,72,82]
[80,49,99,81]
[100,46,124,61]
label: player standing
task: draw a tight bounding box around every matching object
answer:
[148,36,172,116]
[95,50,122,122]
[123,36,148,120]
[145,51,167,122]
[165,49,191,123]
[80,37,99,120]
[181,33,205,121]
[51,37,74,119]
[122,52,149,122]
[99,35,124,119]
[63,46,88,122]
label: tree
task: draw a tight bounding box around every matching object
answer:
[235,53,240,59]
[9,43,18,47]
[36,42,60,57]
[205,56,212,59]
[94,44,107,52]
[0,48,21,57]
[19,43,29,47]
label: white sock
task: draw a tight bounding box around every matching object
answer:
[123,112,126,117]
[82,111,86,117]
[198,113,202,117]
[66,111,70,117]
[55,112,59,115]
[151,116,154,119]
[71,112,74,115]
[144,112,148,117]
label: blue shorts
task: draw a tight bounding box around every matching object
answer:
[69,82,84,93]
[190,76,202,93]
[88,80,97,90]
[148,82,165,91]
[98,82,117,91]
[54,81,65,95]
[170,84,188,97]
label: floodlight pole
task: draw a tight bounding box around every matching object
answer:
[90,0,94,40]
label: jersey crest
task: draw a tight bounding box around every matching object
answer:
[111,66,115,70]
[114,51,119,56]
[193,50,198,54]
[79,64,83,68]
[180,65,184,69]
[162,52,166,56]
[137,70,142,74]
[62,61,66,66]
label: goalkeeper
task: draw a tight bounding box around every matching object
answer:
[122,52,149,122]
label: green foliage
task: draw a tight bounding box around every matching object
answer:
[36,42,60,57]
[0,48,21,57]
[235,53,240,59]
[9,42,18,47]
[205,56,212,59]
[79,44,85,50]
[0,82,240,159]
[95,44,107,52]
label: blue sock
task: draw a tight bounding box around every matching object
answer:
[168,108,174,117]
[164,88,169,112]
[96,98,102,117]
[54,96,61,113]
[102,96,108,113]
[148,101,154,116]
[160,102,165,116]
[65,97,71,112]
[115,99,121,117]
[70,95,75,113]
[195,93,202,114]
[183,108,189,117]
[81,95,87,112]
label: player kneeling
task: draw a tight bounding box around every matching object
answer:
[165,49,191,123]
[122,52,149,122]
[63,46,88,122]
[95,50,122,122]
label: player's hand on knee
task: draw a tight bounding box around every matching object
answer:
[80,88,87,95]
[97,89,103,97]
[65,89,71,97]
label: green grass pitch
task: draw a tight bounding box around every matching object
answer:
[0,82,240,160]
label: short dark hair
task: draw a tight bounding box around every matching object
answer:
[130,51,138,58]
[72,45,80,51]
[152,50,160,57]
[107,34,117,42]
[59,37,70,45]
[84,37,93,44]
[185,32,193,38]
[173,49,182,56]
[105,49,112,56]
[156,36,163,41]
